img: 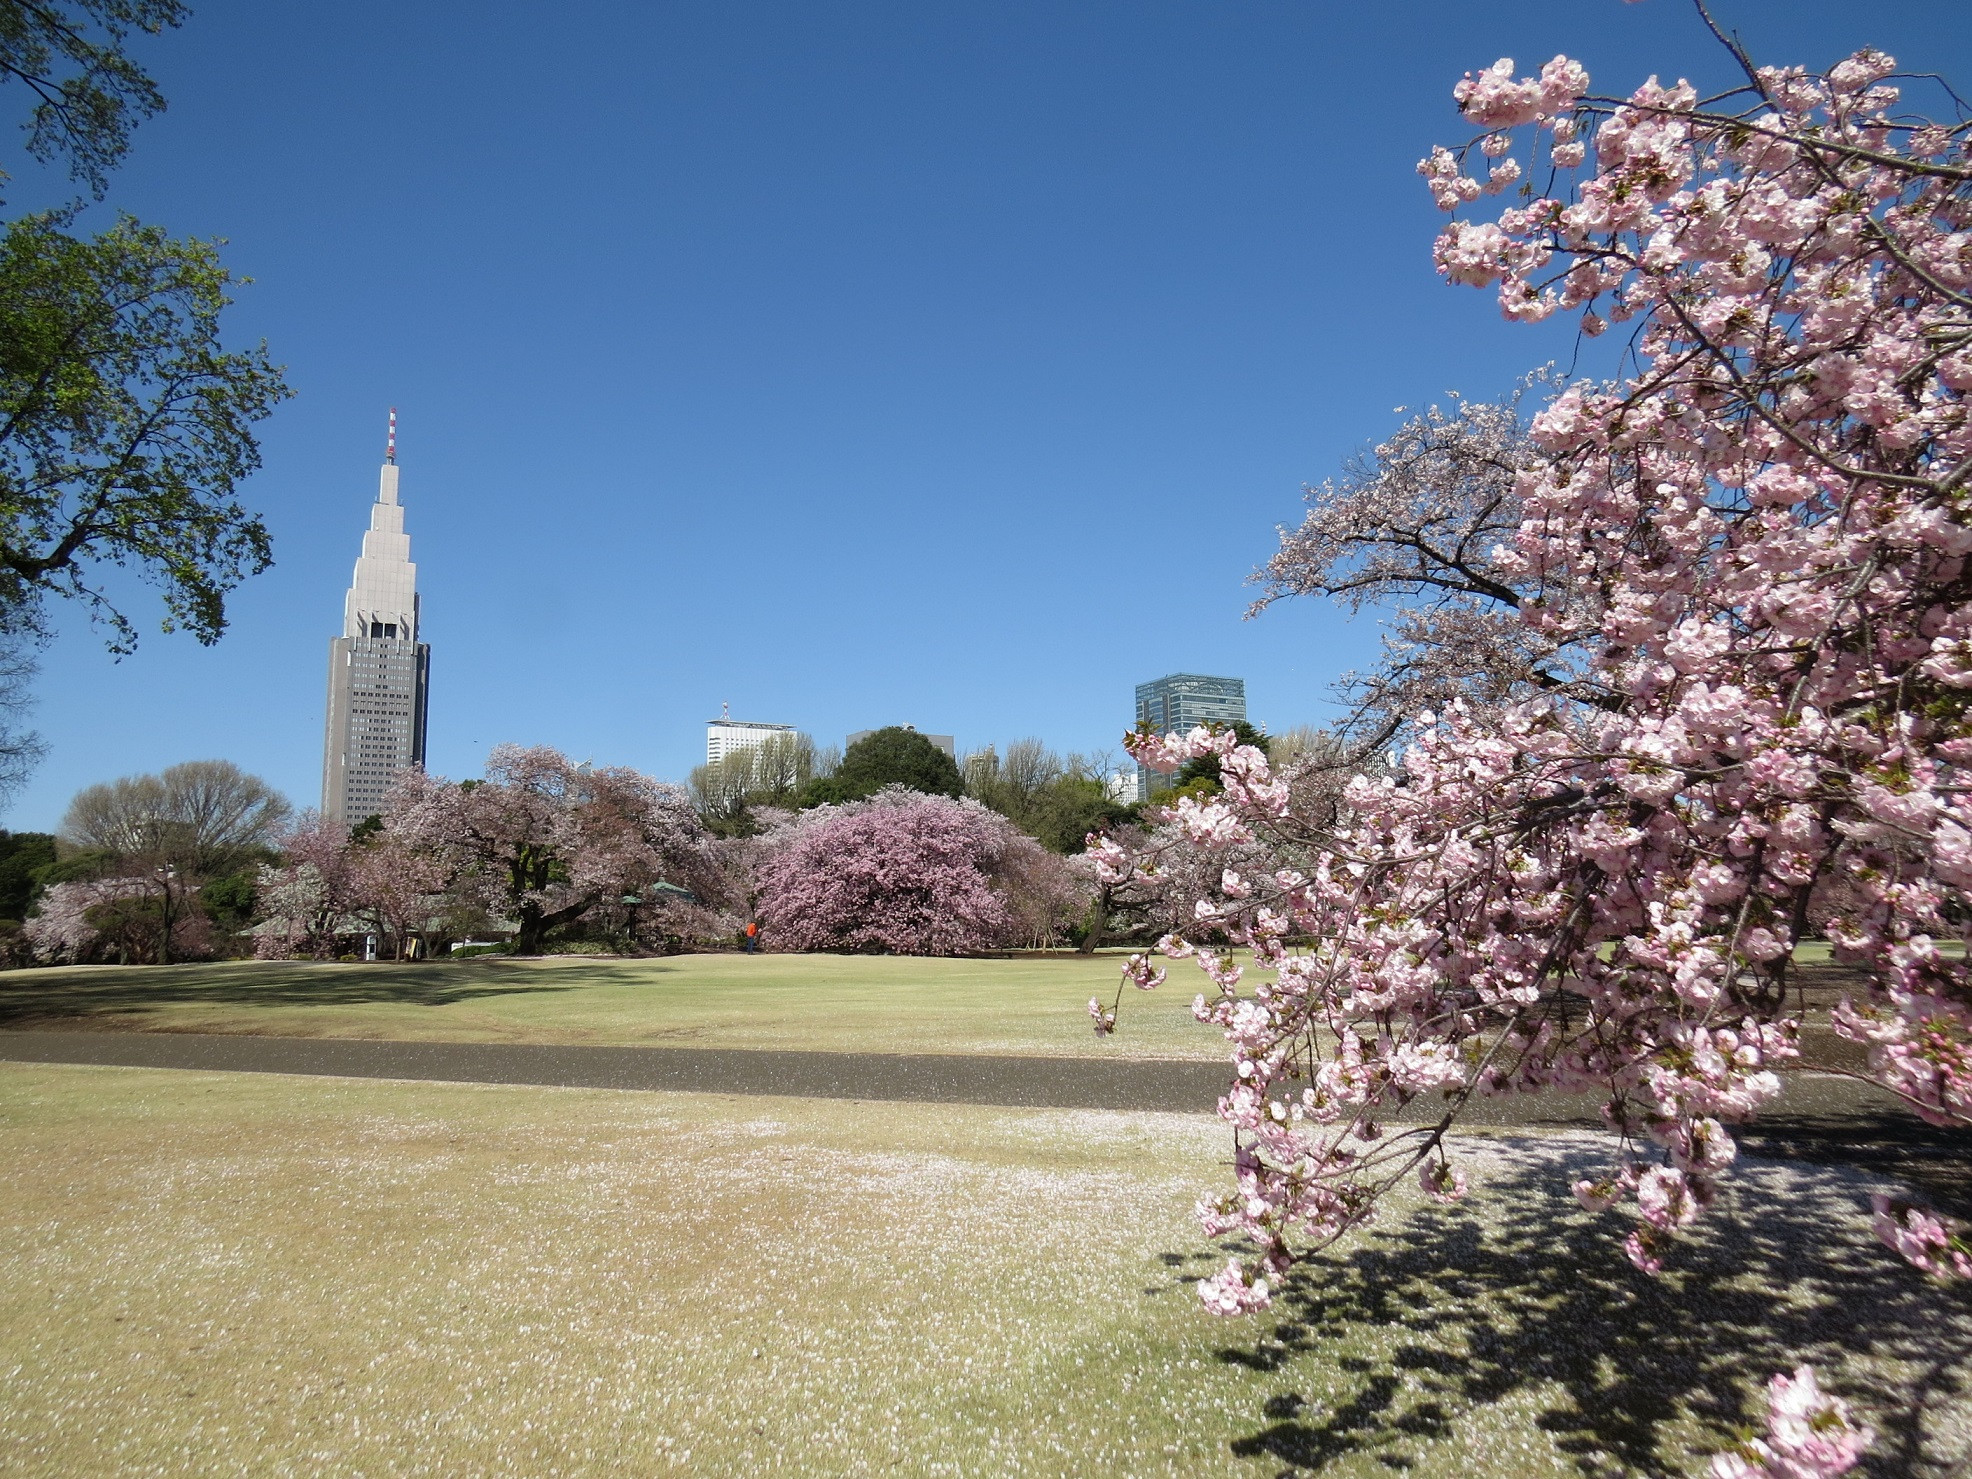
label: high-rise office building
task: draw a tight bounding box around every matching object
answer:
[1134,673,1247,735]
[322,412,430,825]
[707,708,797,765]
[1132,672,1246,799]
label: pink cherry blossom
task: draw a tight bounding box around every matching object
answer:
[1097,23,1970,1361]
[750,787,1088,955]
[1710,1365,1872,1478]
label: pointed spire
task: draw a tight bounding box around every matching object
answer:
[386,406,397,465]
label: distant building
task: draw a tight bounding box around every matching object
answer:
[1133,672,1246,800]
[707,707,797,765]
[846,725,955,758]
[322,412,431,826]
[1105,768,1139,804]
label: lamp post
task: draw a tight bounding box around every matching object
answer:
[153,864,179,966]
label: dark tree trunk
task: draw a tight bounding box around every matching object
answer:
[511,898,594,956]
[1078,892,1108,955]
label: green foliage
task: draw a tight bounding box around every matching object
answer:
[197,867,256,933]
[80,885,192,964]
[1023,775,1133,854]
[1155,774,1225,807]
[0,212,290,649]
[347,814,385,846]
[0,826,51,919]
[961,737,1134,853]
[823,727,963,803]
[0,0,187,198]
[796,774,855,808]
[1164,720,1271,797]
[30,844,111,890]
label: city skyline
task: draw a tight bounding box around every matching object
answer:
[8,0,1957,830]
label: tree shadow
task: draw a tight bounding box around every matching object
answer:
[1193,1138,1972,1476]
[0,958,696,1026]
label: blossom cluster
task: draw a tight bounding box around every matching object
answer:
[1709,1365,1872,1479]
[24,875,214,963]
[751,787,1088,955]
[386,744,732,953]
[1103,33,1972,1344]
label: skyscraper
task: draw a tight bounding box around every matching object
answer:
[322,411,430,825]
[1134,673,1247,736]
[706,706,796,765]
[1131,672,1246,800]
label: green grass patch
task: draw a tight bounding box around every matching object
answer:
[1,1065,1963,1476]
[0,952,1224,1060]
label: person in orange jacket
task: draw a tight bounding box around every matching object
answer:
[743,920,760,953]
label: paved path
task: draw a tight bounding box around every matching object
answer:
[0,1029,1926,1122]
[0,1032,1241,1112]
[6,1030,1964,1204]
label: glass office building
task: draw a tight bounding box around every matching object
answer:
[1131,673,1246,799]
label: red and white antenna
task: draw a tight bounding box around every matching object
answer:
[386,407,397,465]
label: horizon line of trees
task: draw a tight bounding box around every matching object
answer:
[8,713,1353,965]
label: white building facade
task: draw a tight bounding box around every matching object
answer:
[707,716,797,765]
[322,421,431,825]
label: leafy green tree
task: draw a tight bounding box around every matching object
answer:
[807,727,962,804]
[1157,720,1271,799]
[196,866,255,935]
[30,842,108,889]
[0,212,289,648]
[0,825,52,918]
[962,738,1134,853]
[0,0,185,199]
[1025,774,1132,855]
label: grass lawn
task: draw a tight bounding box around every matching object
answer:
[0,953,1227,1060]
[2,1064,1966,1477]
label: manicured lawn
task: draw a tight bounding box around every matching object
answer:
[1,1064,1962,1477]
[0,952,1227,1060]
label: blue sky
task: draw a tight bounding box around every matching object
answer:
[9,0,1969,828]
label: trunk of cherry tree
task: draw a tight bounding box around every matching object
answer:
[1078,891,1108,954]
[511,897,595,956]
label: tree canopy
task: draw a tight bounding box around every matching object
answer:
[59,757,289,876]
[0,0,185,198]
[961,737,1133,852]
[0,212,289,648]
[810,726,963,804]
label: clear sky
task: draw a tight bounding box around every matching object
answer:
[8,0,1969,829]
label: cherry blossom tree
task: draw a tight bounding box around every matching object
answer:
[1097,16,1971,1437]
[751,787,1088,954]
[385,745,727,956]
[1253,386,1575,752]
[1709,1366,1872,1479]
[252,812,357,959]
[26,875,211,963]
[346,833,447,959]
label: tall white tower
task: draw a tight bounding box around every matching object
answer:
[322,410,431,825]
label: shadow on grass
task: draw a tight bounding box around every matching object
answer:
[1190,1141,1972,1477]
[0,958,697,1027]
